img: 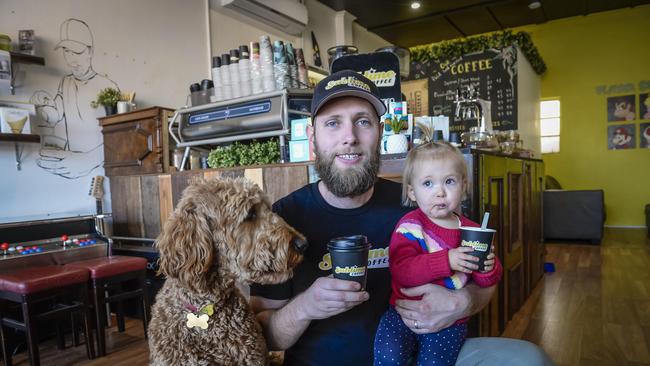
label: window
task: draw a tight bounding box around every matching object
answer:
[540,99,560,153]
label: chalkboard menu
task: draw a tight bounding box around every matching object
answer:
[409,46,518,133]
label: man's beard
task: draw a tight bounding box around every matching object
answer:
[313,140,380,198]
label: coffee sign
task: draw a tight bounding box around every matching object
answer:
[409,46,519,133]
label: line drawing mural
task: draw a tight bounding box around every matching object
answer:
[30,18,119,179]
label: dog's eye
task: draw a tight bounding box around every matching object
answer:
[245,208,257,221]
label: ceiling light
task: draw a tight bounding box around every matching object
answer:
[411,2,421,10]
[528,0,541,10]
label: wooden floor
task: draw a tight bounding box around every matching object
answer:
[503,228,650,366]
[4,228,649,365]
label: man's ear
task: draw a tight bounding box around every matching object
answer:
[307,124,315,152]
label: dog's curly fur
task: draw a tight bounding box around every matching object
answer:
[148,178,304,366]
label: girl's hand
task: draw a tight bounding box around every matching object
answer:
[448,247,479,273]
[481,253,496,273]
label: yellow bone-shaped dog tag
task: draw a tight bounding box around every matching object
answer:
[186,313,209,330]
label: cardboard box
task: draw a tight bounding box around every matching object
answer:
[289,139,314,162]
[402,79,429,116]
[290,117,311,141]
[0,107,31,134]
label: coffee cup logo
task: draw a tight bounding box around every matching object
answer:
[334,265,367,277]
[460,240,489,252]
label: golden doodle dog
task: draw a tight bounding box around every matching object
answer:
[148,178,306,365]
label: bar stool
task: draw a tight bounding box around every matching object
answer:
[0,265,95,366]
[66,255,149,357]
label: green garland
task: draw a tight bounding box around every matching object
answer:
[409,30,546,75]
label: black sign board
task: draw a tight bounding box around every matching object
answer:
[331,52,402,105]
[410,46,518,133]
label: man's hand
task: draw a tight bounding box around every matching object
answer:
[294,276,369,321]
[395,283,470,334]
[251,276,369,350]
[448,246,479,273]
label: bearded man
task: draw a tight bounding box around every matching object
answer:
[250,70,553,366]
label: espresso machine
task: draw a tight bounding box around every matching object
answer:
[453,85,498,149]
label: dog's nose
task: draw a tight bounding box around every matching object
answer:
[291,237,308,254]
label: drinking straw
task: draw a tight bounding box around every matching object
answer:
[481,212,490,229]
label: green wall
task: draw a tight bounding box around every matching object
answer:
[521,6,650,226]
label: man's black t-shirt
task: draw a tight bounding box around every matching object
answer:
[250,179,410,365]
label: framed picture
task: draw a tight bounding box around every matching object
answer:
[640,93,650,120]
[607,124,635,150]
[607,95,636,122]
[640,123,650,148]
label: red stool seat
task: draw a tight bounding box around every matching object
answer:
[66,256,147,279]
[0,265,89,294]
[0,265,95,366]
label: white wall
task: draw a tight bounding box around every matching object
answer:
[0,0,209,223]
[352,22,391,54]
[517,48,541,157]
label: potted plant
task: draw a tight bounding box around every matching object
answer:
[384,116,409,154]
[90,87,121,116]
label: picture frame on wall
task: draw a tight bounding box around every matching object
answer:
[607,94,636,122]
[607,124,635,150]
[640,93,650,120]
[640,123,650,148]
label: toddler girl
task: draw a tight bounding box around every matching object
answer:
[373,141,502,366]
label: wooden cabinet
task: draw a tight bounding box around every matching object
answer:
[462,151,544,337]
[99,107,174,177]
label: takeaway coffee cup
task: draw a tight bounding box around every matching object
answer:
[327,235,371,290]
[460,226,496,271]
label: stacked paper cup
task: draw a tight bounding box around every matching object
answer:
[286,43,299,88]
[273,40,290,90]
[259,35,276,92]
[238,45,252,97]
[229,49,242,99]
[250,42,263,95]
[211,56,224,102]
[220,53,233,100]
[296,48,308,89]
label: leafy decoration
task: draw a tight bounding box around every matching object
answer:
[207,138,281,168]
[385,116,407,134]
[409,30,546,75]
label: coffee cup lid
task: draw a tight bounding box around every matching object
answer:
[328,235,369,249]
[459,226,496,233]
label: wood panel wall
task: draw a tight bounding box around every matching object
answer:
[109,164,310,239]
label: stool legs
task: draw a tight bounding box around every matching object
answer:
[80,285,96,360]
[140,273,150,340]
[92,279,108,357]
[0,306,12,366]
[22,298,40,366]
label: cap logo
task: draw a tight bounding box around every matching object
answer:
[324,76,371,92]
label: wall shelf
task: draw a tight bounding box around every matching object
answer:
[0,133,41,170]
[9,51,46,95]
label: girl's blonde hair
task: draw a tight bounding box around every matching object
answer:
[401,141,469,207]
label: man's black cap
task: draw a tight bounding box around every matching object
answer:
[311,69,387,118]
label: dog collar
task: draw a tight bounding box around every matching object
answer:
[185,302,214,330]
